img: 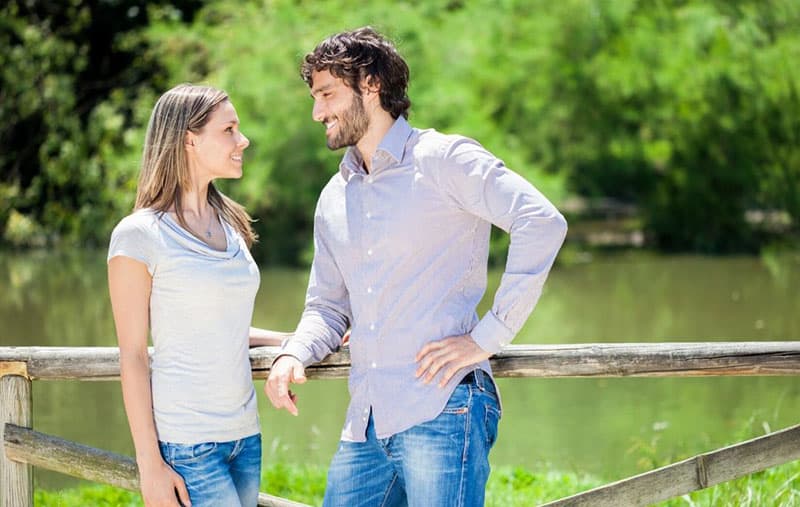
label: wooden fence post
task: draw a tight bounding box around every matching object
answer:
[1,364,33,507]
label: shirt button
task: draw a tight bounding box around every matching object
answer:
[371,362,377,368]
[367,287,373,294]
[367,249,373,256]
[366,212,372,219]
[370,323,376,331]
[367,177,374,183]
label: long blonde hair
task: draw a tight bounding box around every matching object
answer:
[134,84,257,247]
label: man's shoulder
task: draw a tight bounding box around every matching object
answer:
[314,171,347,210]
[413,127,462,152]
[320,170,346,193]
[411,127,479,163]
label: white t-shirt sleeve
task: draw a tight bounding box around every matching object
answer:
[107,213,157,275]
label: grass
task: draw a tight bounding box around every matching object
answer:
[656,463,800,507]
[33,459,799,506]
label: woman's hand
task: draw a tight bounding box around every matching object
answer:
[139,458,191,507]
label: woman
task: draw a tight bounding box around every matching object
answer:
[108,84,286,507]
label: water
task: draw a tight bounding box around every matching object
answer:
[1,249,798,490]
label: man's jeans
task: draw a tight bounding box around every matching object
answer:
[159,433,261,507]
[323,369,501,507]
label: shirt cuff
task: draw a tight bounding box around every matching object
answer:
[275,341,316,368]
[470,310,515,354]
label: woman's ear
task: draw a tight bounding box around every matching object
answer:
[184,131,195,147]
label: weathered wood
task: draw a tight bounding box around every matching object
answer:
[0,342,798,380]
[1,345,799,506]
[541,423,800,506]
[488,342,800,378]
[3,424,311,507]
[4,423,138,490]
[0,362,27,378]
[257,492,312,507]
[0,376,32,507]
[0,347,124,380]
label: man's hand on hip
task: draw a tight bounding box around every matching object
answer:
[265,355,307,416]
[415,334,492,388]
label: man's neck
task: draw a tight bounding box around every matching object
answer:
[355,112,396,174]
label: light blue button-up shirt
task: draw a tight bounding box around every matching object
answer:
[282,117,567,441]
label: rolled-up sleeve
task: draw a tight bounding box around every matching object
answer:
[437,138,568,354]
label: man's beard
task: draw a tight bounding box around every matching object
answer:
[327,93,370,150]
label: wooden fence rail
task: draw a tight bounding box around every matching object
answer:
[1,341,799,380]
[2,423,308,507]
[2,341,800,506]
[541,422,800,506]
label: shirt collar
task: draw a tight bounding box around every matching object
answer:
[339,116,413,180]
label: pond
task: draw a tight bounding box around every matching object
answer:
[0,249,798,490]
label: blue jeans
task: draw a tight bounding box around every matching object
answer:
[323,369,501,507]
[159,433,261,507]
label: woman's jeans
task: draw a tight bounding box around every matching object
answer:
[159,433,261,507]
[323,369,502,507]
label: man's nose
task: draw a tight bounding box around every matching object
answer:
[312,100,326,123]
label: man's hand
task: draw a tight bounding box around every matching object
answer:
[265,355,307,416]
[415,334,492,388]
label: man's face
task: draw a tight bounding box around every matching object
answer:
[310,70,370,150]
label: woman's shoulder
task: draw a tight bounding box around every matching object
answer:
[112,208,163,237]
[108,209,165,267]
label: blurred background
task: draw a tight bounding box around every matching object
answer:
[2,0,799,259]
[1,0,799,493]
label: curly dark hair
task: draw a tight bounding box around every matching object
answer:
[301,27,411,119]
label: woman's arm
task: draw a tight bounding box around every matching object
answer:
[108,256,190,507]
[249,327,292,347]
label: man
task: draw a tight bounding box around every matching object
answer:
[266,27,567,506]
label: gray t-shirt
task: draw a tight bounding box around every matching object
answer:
[108,208,260,444]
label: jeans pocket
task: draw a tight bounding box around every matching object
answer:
[441,384,470,414]
[484,405,501,447]
[168,441,218,465]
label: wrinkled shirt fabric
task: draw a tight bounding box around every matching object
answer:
[281,117,567,441]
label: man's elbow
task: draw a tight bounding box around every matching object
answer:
[546,209,568,245]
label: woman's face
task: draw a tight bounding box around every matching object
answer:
[187,100,250,182]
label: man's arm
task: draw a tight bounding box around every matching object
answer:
[265,205,352,413]
[416,137,568,386]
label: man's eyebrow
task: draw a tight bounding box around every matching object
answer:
[310,83,334,97]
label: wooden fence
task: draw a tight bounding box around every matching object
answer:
[2,342,800,506]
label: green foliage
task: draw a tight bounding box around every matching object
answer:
[33,459,800,506]
[0,1,203,248]
[2,0,799,258]
[35,485,142,507]
[656,457,800,507]
[262,461,328,504]
[486,466,602,506]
